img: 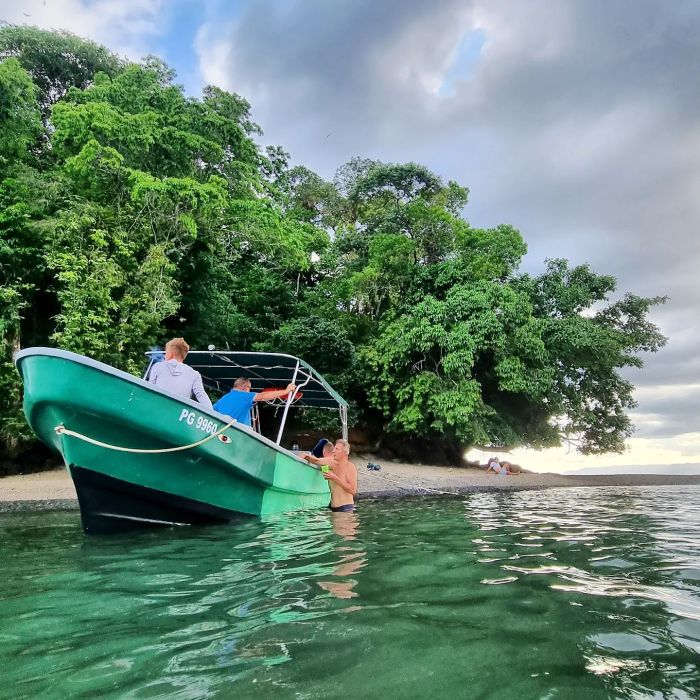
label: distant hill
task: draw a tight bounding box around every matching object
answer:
[567,463,700,476]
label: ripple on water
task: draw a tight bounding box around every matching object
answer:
[1,487,700,698]
[591,632,663,653]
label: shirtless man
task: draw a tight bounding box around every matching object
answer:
[304,439,357,512]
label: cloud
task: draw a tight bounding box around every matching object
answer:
[0,0,165,59]
[626,315,700,387]
[193,0,700,450]
[509,430,700,473]
[3,1,698,455]
[195,0,476,162]
[630,383,700,439]
[193,0,700,285]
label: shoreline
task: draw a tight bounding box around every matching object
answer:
[2,458,700,513]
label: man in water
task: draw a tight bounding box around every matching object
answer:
[148,337,213,409]
[304,439,357,512]
[213,377,297,428]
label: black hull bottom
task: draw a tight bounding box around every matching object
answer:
[71,466,248,535]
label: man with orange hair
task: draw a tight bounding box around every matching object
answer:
[148,337,212,409]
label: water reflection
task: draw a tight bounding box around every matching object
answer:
[0,508,371,698]
[2,487,700,698]
[318,512,367,600]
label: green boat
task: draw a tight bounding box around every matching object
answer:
[15,347,349,534]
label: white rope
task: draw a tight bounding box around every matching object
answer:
[54,416,239,454]
[362,467,458,496]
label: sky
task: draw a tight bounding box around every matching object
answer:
[2,0,699,473]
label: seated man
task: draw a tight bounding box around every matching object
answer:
[213,377,297,428]
[319,441,335,462]
[304,439,357,512]
[304,441,336,467]
[148,337,212,409]
[311,438,331,458]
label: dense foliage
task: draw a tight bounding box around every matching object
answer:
[0,26,667,466]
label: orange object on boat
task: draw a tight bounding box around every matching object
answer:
[264,387,303,401]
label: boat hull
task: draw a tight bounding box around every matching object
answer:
[70,466,244,533]
[15,349,331,534]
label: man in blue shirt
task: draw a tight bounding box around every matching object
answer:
[213,377,297,427]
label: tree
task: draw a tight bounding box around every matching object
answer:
[363,281,555,452]
[0,58,46,456]
[0,58,42,167]
[0,27,667,466]
[0,24,122,114]
[518,260,667,454]
[324,158,666,460]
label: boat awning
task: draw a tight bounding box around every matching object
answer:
[145,350,347,410]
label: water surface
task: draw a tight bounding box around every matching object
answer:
[2,486,700,699]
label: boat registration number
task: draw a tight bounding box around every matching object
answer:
[178,409,219,435]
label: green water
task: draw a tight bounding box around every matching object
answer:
[2,487,700,699]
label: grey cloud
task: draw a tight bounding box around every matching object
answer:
[201,0,700,422]
[624,312,700,388]
[456,1,700,122]
[627,351,700,392]
[216,0,473,162]
[632,402,700,440]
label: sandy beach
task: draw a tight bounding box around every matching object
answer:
[2,457,700,513]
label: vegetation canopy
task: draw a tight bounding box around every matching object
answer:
[0,26,667,469]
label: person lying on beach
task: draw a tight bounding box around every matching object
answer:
[303,439,357,512]
[484,457,523,475]
[485,457,501,473]
[495,461,522,476]
[213,377,297,428]
[484,459,512,476]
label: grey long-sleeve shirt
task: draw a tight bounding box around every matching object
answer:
[148,359,213,410]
